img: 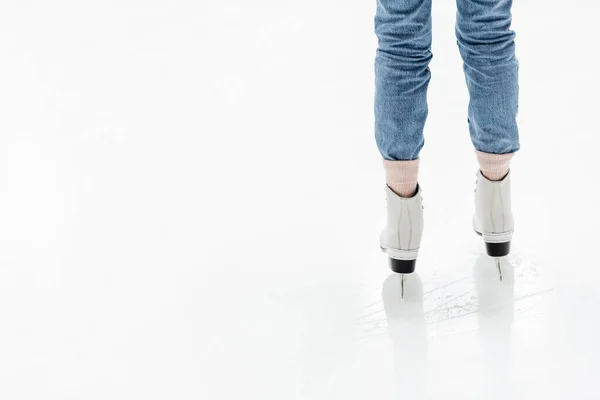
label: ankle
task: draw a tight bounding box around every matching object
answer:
[475,150,514,181]
[383,159,419,197]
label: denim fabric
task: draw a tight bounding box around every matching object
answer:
[375,0,520,160]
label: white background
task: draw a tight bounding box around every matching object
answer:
[0,0,598,398]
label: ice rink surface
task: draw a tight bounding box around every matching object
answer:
[0,0,598,398]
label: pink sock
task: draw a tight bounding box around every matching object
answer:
[475,150,514,181]
[383,159,419,198]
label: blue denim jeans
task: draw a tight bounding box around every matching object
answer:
[375,0,520,160]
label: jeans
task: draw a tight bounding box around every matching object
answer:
[375,0,520,161]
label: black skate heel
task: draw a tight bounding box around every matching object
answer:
[474,230,511,258]
[389,258,416,274]
[484,241,511,258]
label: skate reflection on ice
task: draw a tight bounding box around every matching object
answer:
[382,273,427,399]
[474,255,515,399]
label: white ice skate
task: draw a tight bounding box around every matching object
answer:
[380,185,424,275]
[473,170,514,261]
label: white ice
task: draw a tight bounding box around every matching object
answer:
[0,1,598,399]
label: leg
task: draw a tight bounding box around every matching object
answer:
[376,0,430,273]
[458,0,519,260]
[456,0,520,155]
[375,0,433,162]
